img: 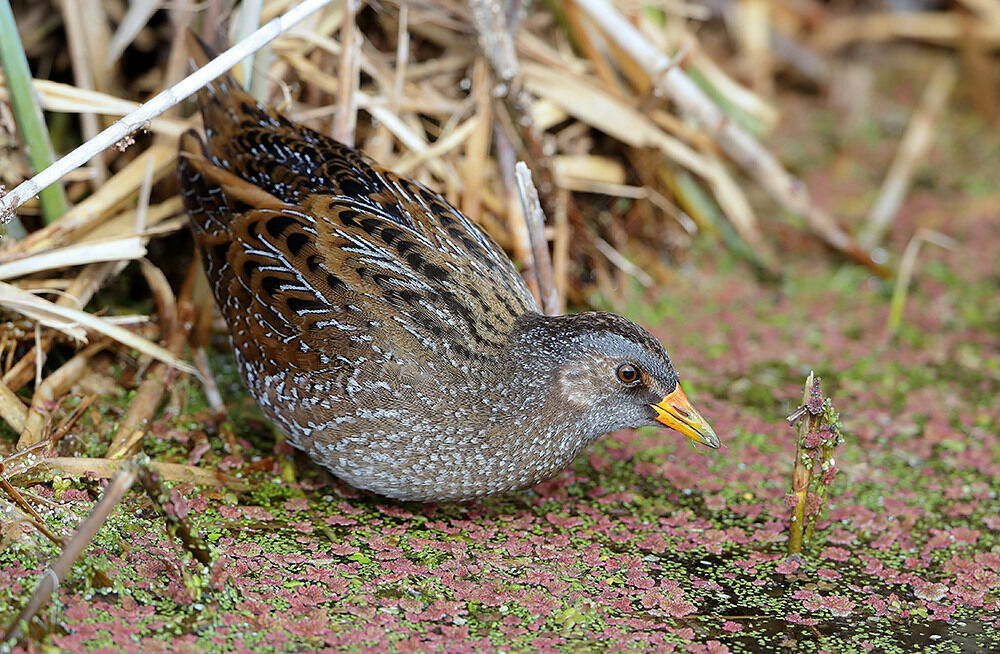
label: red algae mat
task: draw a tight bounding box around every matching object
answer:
[3,78,1000,654]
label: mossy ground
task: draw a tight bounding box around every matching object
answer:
[3,54,999,653]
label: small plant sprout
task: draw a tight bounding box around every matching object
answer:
[785,372,844,555]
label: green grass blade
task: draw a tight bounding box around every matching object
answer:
[0,0,70,230]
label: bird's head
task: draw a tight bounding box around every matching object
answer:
[509,312,720,448]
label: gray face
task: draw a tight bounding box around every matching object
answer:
[508,311,680,441]
[555,325,679,438]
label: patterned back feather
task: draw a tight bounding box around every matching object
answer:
[177,36,538,383]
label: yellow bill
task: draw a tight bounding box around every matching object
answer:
[651,384,720,449]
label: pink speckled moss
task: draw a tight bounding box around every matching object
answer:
[4,68,1000,654]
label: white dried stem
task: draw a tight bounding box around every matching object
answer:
[0,0,335,226]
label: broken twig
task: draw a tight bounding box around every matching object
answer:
[515,162,560,315]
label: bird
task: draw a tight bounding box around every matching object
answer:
[177,38,719,502]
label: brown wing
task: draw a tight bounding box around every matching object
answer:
[180,61,537,365]
[179,132,363,372]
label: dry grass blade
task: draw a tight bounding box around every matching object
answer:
[0,77,188,137]
[6,144,176,257]
[473,3,565,228]
[0,473,63,545]
[685,44,779,130]
[520,64,712,177]
[0,283,86,342]
[106,0,163,64]
[0,237,146,280]
[887,229,959,336]
[494,128,538,302]
[0,377,27,434]
[394,116,481,175]
[860,62,956,249]
[515,162,559,315]
[192,347,226,418]
[235,0,265,95]
[47,393,97,448]
[58,0,106,186]
[461,58,491,223]
[815,12,1000,51]
[470,0,520,82]
[106,262,195,458]
[594,237,654,288]
[76,0,111,91]
[277,49,445,176]
[562,0,629,98]
[1,261,119,393]
[84,199,186,244]
[521,61,773,266]
[553,155,625,189]
[729,0,774,94]
[332,0,361,146]
[551,188,569,315]
[956,0,1000,26]
[570,0,886,274]
[0,281,196,378]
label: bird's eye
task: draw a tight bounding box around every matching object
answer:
[616,363,640,385]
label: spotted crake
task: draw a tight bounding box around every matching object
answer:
[177,35,718,501]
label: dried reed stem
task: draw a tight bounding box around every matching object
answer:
[887,229,958,336]
[1,261,118,392]
[0,281,196,381]
[8,143,176,256]
[594,237,654,288]
[59,0,106,185]
[0,377,26,433]
[461,58,491,223]
[106,262,197,458]
[40,456,249,490]
[0,472,63,545]
[235,0,265,91]
[515,162,559,315]
[332,0,361,146]
[816,12,1000,51]
[552,187,569,315]
[861,62,956,249]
